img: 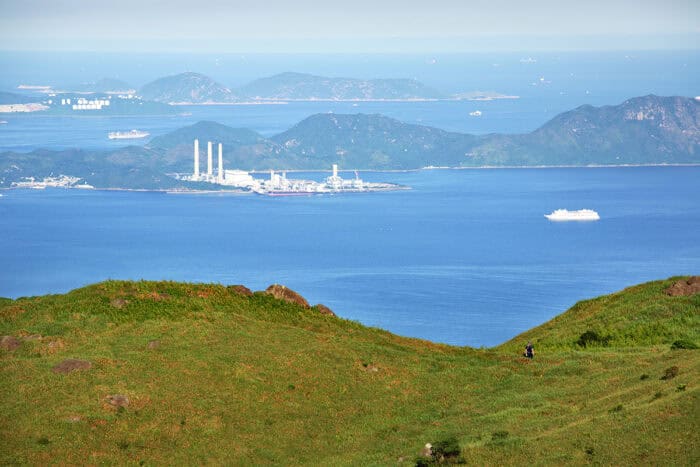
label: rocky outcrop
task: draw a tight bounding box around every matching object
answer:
[106,394,129,408]
[666,276,700,296]
[228,285,253,297]
[52,359,92,374]
[313,304,336,317]
[110,298,128,308]
[0,335,21,351]
[264,284,310,308]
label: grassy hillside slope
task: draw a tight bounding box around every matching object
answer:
[499,276,700,352]
[1,278,698,465]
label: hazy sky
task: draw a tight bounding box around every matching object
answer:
[1,0,698,52]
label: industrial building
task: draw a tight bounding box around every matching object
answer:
[180,139,398,195]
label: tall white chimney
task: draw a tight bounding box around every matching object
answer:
[193,139,200,178]
[332,164,338,177]
[207,141,213,176]
[218,143,223,183]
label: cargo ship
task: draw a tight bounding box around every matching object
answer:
[108,129,149,140]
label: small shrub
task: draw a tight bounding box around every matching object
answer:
[671,339,698,350]
[416,436,465,465]
[585,446,595,456]
[577,330,610,348]
[640,374,650,380]
[609,404,623,413]
[491,430,509,442]
[37,436,50,446]
[117,440,130,450]
[676,384,687,392]
[653,391,663,400]
[661,366,679,380]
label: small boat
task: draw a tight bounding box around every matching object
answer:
[545,209,600,221]
[108,129,149,140]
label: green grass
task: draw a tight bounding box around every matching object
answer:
[1,277,698,465]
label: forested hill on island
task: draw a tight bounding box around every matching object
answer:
[139,72,243,104]
[138,71,446,103]
[0,95,698,189]
[238,72,445,100]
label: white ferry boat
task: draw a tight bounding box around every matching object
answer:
[545,209,600,221]
[108,129,150,140]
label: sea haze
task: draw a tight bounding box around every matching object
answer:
[1,167,698,346]
[1,50,699,152]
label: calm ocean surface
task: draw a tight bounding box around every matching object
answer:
[1,167,699,346]
[2,50,698,345]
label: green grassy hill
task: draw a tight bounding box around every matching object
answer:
[499,277,700,353]
[1,278,698,465]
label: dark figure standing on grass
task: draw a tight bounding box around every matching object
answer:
[524,341,534,359]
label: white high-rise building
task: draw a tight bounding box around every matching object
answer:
[194,139,200,178]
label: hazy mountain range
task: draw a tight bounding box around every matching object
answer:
[135,72,447,103]
[139,72,244,104]
[1,95,697,189]
[238,72,445,100]
[6,71,507,108]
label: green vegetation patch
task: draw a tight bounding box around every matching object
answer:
[0,278,698,465]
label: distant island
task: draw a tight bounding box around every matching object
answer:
[4,71,520,109]
[0,88,178,116]
[0,95,697,190]
[453,90,520,101]
[139,72,243,104]
[238,72,445,101]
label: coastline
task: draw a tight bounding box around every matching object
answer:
[2,164,697,194]
[253,163,700,174]
[165,96,520,105]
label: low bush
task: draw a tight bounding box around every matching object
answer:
[670,339,698,350]
[576,330,610,348]
[415,435,465,465]
[661,366,679,380]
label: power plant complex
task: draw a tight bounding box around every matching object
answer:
[180,139,401,195]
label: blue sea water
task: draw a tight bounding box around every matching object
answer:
[1,167,698,346]
[1,51,698,346]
